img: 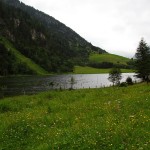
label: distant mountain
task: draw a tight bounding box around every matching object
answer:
[0,0,106,75]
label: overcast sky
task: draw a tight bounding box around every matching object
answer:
[20,0,150,58]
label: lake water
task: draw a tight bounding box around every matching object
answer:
[0,73,138,97]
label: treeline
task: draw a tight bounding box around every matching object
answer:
[87,60,134,69]
[0,43,35,75]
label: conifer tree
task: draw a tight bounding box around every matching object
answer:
[135,38,150,82]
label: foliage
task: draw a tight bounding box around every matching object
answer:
[108,68,122,85]
[0,83,149,149]
[88,62,132,69]
[0,38,48,75]
[127,58,136,69]
[88,62,114,69]
[135,38,150,82]
[0,42,36,75]
[126,76,133,85]
[119,82,127,87]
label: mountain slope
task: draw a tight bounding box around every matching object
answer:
[0,0,106,75]
[3,0,106,54]
[87,53,132,69]
[90,53,130,65]
[0,37,48,75]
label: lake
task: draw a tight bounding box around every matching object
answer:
[0,73,138,97]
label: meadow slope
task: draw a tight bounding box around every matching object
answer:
[90,53,130,65]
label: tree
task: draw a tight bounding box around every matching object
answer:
[108,68,122,85]
[135,38,150,82]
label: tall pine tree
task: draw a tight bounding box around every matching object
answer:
[135,38,150,82]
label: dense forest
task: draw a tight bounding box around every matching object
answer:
[0,0,106,75]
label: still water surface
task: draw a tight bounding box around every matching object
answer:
[0,73,137,97]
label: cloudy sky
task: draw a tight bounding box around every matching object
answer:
[20,0,150,57]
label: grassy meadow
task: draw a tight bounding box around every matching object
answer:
[74,66,134,74]
[89,53,130,65]
[0,83,149,150]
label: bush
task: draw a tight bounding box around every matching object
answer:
[119,82,127,87]
[126,77,133,85]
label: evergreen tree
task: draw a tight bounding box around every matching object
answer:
[108,68,122,85]
[135,38,150,82]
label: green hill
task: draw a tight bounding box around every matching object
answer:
[87,53,132,70]
[0,37,48,75]
[90,53,130,65]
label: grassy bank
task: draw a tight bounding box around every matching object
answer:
[74,66,134,74]
[0,83,149,150]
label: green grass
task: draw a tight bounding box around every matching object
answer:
[0,37,48,75]
[0,83,149,150]
[90,53,130,65]
[74,66,134,74]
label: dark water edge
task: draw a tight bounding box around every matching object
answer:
[0,73,138,98]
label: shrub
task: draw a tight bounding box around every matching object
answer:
[119,82,127,87]
[126,77,133,85]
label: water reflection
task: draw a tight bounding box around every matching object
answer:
[0,73,138,97]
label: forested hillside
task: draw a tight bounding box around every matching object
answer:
[0,37,48,75]
[0,0,106,75]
